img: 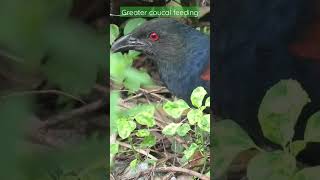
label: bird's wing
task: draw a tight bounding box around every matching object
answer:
[289,23,320,60]
[200,62,210,81]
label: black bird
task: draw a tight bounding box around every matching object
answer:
[111,18,210,104]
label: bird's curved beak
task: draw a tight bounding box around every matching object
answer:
[111,34,147,53]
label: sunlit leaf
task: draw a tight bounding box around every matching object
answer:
[140,135,156,148]
[182,143,198,163]
[198,114,210,132]
[110,24,119,45]
[187,109,203,125]
[191,86,207,108]
[136,129,150,137]
[177,123,191,136]
[162,123,181,136]
[117,118,136,139]
[163,100,190,119]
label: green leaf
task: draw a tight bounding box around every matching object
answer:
[247,152,296,180]
[130,159,139,169]
[198,114,210,132]
[187,109,203,125]
[191,86,207,108]
[124,68,153,92]
[140,135,156,148]
[117,118,136,139]
[162,123,181,136]
[110,24,119,45]
[128,50,141,59]
[213,120,256,178]
[292,166,320,180]
[290,140,306,157]
[110,91,120,133]
[124,18,146,35]
[136,129,150,137]
[205,97,210,107]
[163,99,190,119]
[177,123,191,136]
[110,52,128,83]
[110,143,119,155]
[171,139,185,153]
[304,111,320,142]
[134,105,155,127]
[182,143,198,163]
[258,80,310,146]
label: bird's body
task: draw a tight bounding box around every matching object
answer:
[214,0,320,164]
[111,18,210,103]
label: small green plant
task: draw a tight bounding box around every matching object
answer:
[214,79,320,180]
[162,87,210,163]
[110,86,210,169]
[110,18,210,179]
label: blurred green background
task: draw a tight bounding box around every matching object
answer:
[0,0,107,179]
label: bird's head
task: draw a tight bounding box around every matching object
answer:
[111,18,203,63]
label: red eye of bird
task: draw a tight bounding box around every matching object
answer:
[149,32,159,41]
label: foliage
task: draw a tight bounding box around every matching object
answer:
[110,16,211,178]
[214,79,320,180]
[0,1,106,179]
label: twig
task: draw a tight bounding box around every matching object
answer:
[40,99,104,129]
[0,90,86,104]
[94,84,108,94]
[137,166,210,180]
[118,141,158,161]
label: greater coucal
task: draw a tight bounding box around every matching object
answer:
[111,18,210,103]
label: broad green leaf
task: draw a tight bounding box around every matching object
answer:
[134,105,155,127]
[140,135,156,148]
[128,50,141,59]
[198,114,210,132]
[124,68,153,92]
[247,152,296,180]
[124,18,146,35]
[177,123,191,136]
[110,143,119,155]
[163,100,190,119]
[187,109,203,125]
[205,97,210,107]
[182,143,198,163]
[136,129,150,137]
[110,52,128,83]
[213,120,256,178]
[110,91,120,133]
[162,123,181,136]
[292,166,320,180]
[110,24,119,45]
[171,139,185,153]
[130,159,139,169]
[258,80,310,146]
[290,140,306,157]
[304,111,320,142]
[117,118,136,139]
[191,86,207,108]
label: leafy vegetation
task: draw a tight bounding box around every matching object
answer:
[0,0,106,179]
[110,17,211,179]
[214,79,320,180]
